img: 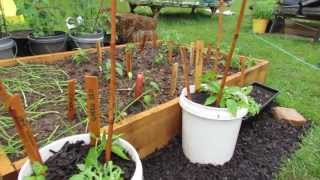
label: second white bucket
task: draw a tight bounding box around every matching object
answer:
[179,86,248,165]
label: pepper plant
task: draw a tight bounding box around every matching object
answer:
[16,0,65,37]
[201,71,260,115]
[68,0,110,35]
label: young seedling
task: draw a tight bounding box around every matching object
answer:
[106,0,117,161]
[72,48,89,65]
[170,63,179,97]
[8,94,42,163]
[96,41,103,71]
[194,41,204,92]
[135,73,144,98]
[239,56,246,86]
[180,47,191,100]
[85,76,100,145]
[216,0,248,106]
[67,79,77,121]
[0,81,11,110]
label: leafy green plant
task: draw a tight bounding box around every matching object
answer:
[16,0,65,37]
[252,0,276,19]
[70,133,129,180]
[25,162,48,180]
[0,1,8,36]
[201,72,260,115]
[154,42,169,65]
[125,43,135,53]
[72,48,89,65]
[103,61,124,80]
[68,0,110,35]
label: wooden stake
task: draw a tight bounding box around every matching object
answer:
[8,94,42,163]
[170,63,179,97]
[140,32,147,54]
[194,41,204,92]
[135,73,144,98]
[67,79,76,121]
[125,49,133,74]
[105,0,117,161]
[216,0,248,105]
[215,0,224,73]
[180,47,192,100]
[206,43,212,64]
[96,41,103,71]
[152,31,158,48]
[0,81,11,110]
[239,56,246,86]
[167,41,173,64]
[189,42,195,66]
[85,76,100,145]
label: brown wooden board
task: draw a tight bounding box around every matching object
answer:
[0,43,269,180]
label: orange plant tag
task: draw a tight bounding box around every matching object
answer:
[67,79,76,121]
[85,76,101,145]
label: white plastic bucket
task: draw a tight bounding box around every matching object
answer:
[18,134,143,180]
[179,85,248,165]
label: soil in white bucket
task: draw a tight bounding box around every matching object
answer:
[18,134,143,180]
[179,86,248,165]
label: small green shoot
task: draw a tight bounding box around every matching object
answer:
[103,61,124,80]
[72,48,89,65]
[25,162,48,180]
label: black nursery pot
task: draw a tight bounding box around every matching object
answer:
[11,29,32,57]
[69,30,104,49]
[28,31,67,55]
[0,33,15,59]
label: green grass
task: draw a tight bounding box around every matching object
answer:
[110,0,320,179]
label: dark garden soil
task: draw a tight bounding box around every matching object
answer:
[142,109,310,180]
[0,43,242,161]
[249,84,278,107]
[44,141,135,180]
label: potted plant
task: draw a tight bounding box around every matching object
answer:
[179,72,260,165]
[16,0,67,55]
[67,0,110,49]
[0,1,15,59]
[251,0,276,34]
[18,133,143,180]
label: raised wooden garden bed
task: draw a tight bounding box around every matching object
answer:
[0,43,269,180]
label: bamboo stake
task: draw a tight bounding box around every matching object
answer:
[125,49,133,74]
[180,47,192,100]
[0,81,11,110]
[206,43,212,64]
[194,41,204,92]
[216,0,248,105]
[167,41,173,64]
[135,73,144,98]
[105,0,117,161]
[8,94,42,163]
[67,79,76,121]
[170,63,179,97]
[190,42,195,66]
[239,56,246,86]
[215,0,224,72]
[85,76,100,145]
[140,32,147,54]
[96,41,103,71]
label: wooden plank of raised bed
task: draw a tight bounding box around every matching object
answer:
[0,148,15,178]
[0,44,127,68]
[102,98,181,159]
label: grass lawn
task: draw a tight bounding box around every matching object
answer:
[110,0,320,179]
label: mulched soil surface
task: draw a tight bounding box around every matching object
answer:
[45,141,135,180]
[142,108,310,180]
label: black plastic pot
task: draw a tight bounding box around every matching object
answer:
[69,30,104,49]
[28,31,67,55]
[0,34,15,59]
[11,29,32,57]
[244,82,280,121]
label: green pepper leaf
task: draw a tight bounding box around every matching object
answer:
[204,96,216,106]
